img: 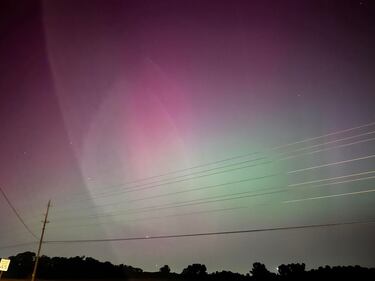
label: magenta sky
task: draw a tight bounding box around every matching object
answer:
[0,0,374,274]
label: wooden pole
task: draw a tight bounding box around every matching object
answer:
[31,200,51,281]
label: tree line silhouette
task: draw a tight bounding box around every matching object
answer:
[2,252,374,281]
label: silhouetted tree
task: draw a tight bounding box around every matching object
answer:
[160,264,171,274]
[250,262,274,280]
[278,263,306,280]
[5,251,35,278]
[182,263,207,279]
[210,270,248,281]
[3,251,375,281]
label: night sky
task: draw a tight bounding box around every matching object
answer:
[1,0,375,274]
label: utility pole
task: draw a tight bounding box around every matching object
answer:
[31,200,51,281]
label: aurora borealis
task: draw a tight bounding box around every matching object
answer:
[0,0,375,274]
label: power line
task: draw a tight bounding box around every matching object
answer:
[56,157,270,202]
[43,219,375,244]
[47,159,272,212]
[91,152,262,183]
[44,175,375,231]
[72,158,270,200]
[50,186,284,223]
[51,174,277,216]
[55,181,373,224]
[279,136,375,161]
[288,154,375,174]
[51,121,375,203]
[47,173,375,228]
[0,187,38,240]
[288,170,375,187]
[290,175,375,189]
[63,132,375,204]
[87,158,269,198]
[49,174,375,226]
[49,134,375,213]
[284,188,375,203]
[46,206,248,230]
[272,122,375,150]
[83,120,375,185]
[50,170,375,222]
[49,139,375,219]
[100,131,375,193]
[276,129,375,157]
[270,121,375,150]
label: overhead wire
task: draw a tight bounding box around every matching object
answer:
[275,129,375,157]
[75,158,270,199]
[51,158,272,202]
[59,155,375,215]
[288,154,375,174]
[290,175,375,189]
[288,170,375,187]
[51,174,277,216]
[51,122,375,203]
[53,129,375,206]
[46,136,375,218]
[80,120,375,186]
[278,136,375,161]
[47,139,373,220]
[90,151,261,184]
[49,173,375,227]
[46,206,248,230]
[43,220,375,244]
[51,186,285,223]
[284,189,375,203]
[269,121,375,150]
[0,187,39,240]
